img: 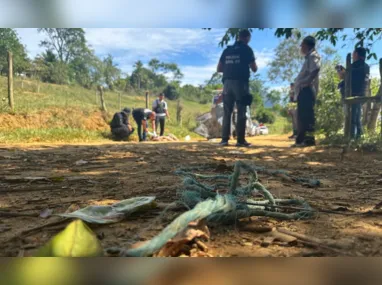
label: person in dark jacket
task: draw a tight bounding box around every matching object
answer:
[288,83,298,139]
[132,108,156,142]
[217,29,258,147]
[350,47,370,139]
[110,108,134,141]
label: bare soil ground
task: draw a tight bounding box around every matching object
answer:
[0,135,382,257]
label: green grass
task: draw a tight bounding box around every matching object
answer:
[0,76,291,143]
[268,115,291,135]
[0,128,109,143]
[0,76,211,143]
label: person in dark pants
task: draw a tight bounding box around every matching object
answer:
[288,83,298,139]
[152,93,170,136]
[110,108,134,141]
[293,36,321,147]
[132,108,156,142]
[216,29,258,147]
[350,47,370,139]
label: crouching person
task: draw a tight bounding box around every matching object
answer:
[132,108,157,142]
[110,108,134,141]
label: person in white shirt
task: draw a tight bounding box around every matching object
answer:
[293,36,321,147]
[152,93,170,136]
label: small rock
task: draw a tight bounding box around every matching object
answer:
[75,159,88,166]
[39,208,53,219]
[243,242,253,247]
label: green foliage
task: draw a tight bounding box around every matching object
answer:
[315,57,344,138]
[267,29,305,84]
[103,54,121,90]
[215,28,382,58]
[163,84,180,100]
[48,61,70,85]
[38,28,88,64]
[266,90,282,106]
[255,108,276,124]
[0,28,30,75]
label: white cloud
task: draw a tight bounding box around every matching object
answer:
[370,64,380,79]
[85,28,224,58]
[13,28,273,87]
[179,64,217,86]
[255,49,274,70]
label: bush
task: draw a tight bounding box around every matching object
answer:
[315,59,344,138]
[255,108,276,124]
[163,84,180,100]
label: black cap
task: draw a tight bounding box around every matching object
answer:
[122,108,131,114]
[302,36,316,48]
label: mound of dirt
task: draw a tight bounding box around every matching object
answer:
[0,108,110,131]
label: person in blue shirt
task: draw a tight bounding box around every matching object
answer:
[217,29,258,147]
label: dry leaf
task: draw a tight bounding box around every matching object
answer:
[155,219,210,257]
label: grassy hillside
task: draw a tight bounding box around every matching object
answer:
[0,76,210,143]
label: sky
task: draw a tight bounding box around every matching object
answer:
[15,28,382,91]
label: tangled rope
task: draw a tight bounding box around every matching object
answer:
[120,161,313,257]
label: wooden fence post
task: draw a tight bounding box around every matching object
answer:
[344,53,352,139]
[362,79,371,125]
[97,85,107,112]
[7,51,14,111]
[176,99,183,125]
[145,91,149,109]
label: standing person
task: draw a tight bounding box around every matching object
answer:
[335,65,346,101]
[152,93,170,137]
[217,29,258,147]
[287,83,298,139]
[110,108,134,141]
[350,47,370,139]
[293,36,321,147]
[132,108,156,142]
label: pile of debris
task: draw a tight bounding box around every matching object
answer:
[151,134,179,142]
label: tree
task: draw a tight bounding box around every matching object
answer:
[211,28,382,59]
[255,109,276,124]
[266,90,282,106]
[315,56,344,138]
[132,60,144,89]
[148,58,160,72]
[206,72,223,87]
[0,28,30,75]
[267,30,305,84]
[69,51,102,89]
[163,84,180,100]
[159,62,183,82]
[103,54,121,90]
[38,28,88,64]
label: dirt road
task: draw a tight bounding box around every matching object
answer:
[0,135,381,257]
